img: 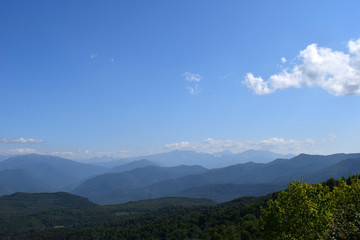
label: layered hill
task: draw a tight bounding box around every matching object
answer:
[0,154,107,194]
[110,159,158,172]
[1,152,359,204]
[71,165,208,204]
[73,153,360,204]
[94,150,293,168]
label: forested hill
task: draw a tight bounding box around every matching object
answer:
[0,192,215,239]
[0,192,96,213]
[1,175,360,239]
[1,193,266,240]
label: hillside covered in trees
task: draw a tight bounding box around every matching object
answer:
[1,175,359,239]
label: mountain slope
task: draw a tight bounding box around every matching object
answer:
[0,192,96,213]
[111,159,158,172]
[0,154,107,191]
[0,169,53,195]
[268,153,360,183]
[301,158,360,183]
[0,155,12,161]
[83,153,360,204]
[71,165,208,204]
[177,183,286,202]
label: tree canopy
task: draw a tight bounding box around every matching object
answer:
[260,175,360,240]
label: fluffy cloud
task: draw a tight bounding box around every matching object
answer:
[184,72,202,94]
[0,137,44,144]
[163,137,314,154]
[0,148,38,155]
[244,39,360,96]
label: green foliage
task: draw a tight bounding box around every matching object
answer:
[261,175,360,240]
[327,176,360,239]
[261,181,333,240]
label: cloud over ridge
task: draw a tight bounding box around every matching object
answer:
[163,137,314,154]
[244,39,360,96]
[0,148,38,155]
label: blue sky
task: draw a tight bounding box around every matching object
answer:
[1,1,360,159]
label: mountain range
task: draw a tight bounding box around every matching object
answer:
[91,149,294,168]
[0,151,359,204]
[73,152,360,204]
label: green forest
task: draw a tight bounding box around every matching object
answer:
[1,176,359,240]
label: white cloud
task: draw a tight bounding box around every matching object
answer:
[184,72,202,94]
[51,149,134,159]
[184,72,202,82]
[281,57,287,63]
[187,84,200,95]
[90,54,115,63]
[0,137,44,144]
[51,152,77,159]
[0,148,38,155]
[244,39,360,96]
[163,137,314,154]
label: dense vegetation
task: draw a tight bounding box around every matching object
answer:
[2,176,359,240]
[261,175,360,239]
[5,196,266,240]
[0,194,215,239]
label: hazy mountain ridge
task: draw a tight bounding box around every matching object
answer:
[300,157,360,183]
[110,159,158,172]
[93,149,293,168]
[71,165,208,204]
[0,155,14,162]
[1,152,359,205]
[0,169,53,195]
[73,153,360,204]
[0,154,107,192]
